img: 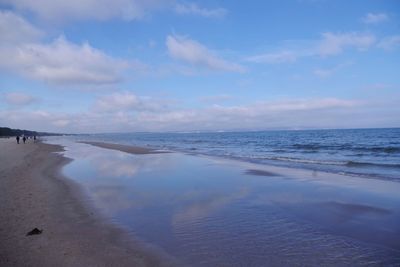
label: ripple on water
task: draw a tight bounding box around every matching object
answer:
[172,205,400,266]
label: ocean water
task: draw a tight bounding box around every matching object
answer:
[78,128,400,181]
[46,129,400,265]
[51,140,400,266]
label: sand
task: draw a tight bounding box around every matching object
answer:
[0,138,172,267]
[81,141,168,154]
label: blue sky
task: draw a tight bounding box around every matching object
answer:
[0,0,399,133]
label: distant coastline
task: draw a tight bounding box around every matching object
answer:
[0,126,64,137]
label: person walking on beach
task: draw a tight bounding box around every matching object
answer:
[23,136,26,144]
[16,136,20,144]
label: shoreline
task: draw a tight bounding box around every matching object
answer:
[80,141,169,155]
[0,139,174,266]
[83,140,400,185]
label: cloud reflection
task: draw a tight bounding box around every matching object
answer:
[172,188,249,226]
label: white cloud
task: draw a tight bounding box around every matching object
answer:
[94,92,141,112]
[318,32,376,56]
[112,98,360,130]
[313,68,333,78]
[248,32,376,64]
[377,35,400,51]
[213,98,357,113]
[3,92,36,105]
[0,109,71,131]
[0,10,43,44]
[0,12,139,86]
[1,0,171,22]
[246,51,297,64]
[166,35,245,72]
[93,91,170,113]
[52,119,70,127]
[362,13,389,24]
[313,62,352,78]
[2,96,400,133]
[174,2,227,18]
[0,36,130,85]
[199,94,233,103]
[363,83,393,91]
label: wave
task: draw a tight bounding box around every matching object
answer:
[291,144,400,154]
[269,157,345,166]
[292,143,330,150]
[168,145,400,171]
[345,161,400,169]
[355,146,400,154]
[263,157,400,169]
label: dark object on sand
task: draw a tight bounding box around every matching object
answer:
[23,136,27,144]
[16,136,20,144]
[26,228,43,236]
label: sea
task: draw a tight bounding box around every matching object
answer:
[75,127,400,182]
[47,127,400,265]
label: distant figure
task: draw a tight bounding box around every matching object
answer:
[16,136,20,144]
[34,135,37,142]
[23,136,27,144]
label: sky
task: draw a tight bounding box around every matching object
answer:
[0,0,399,133]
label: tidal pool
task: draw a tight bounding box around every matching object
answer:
[56,140,400,266]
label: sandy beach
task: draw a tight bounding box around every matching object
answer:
[0,138,171,267]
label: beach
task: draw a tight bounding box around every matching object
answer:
[1,136,400,266]
[0,138,172,267]
[2,1,398,265]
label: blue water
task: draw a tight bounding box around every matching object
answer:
[77,128,400,181]
[51,140,400,266]
[45,129,400,265]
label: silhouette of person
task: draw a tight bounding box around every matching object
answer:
[23,136,26,144]
[16,136,20,144]
[34,136,37,141]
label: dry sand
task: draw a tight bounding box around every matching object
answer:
[0,138,172,267]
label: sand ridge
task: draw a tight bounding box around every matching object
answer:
[80,141,169,155]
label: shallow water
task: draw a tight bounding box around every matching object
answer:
[73,128,400,181]
[54,140,400,266]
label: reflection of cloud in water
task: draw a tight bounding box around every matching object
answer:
[95,155,139,178]
[322,201,391,217]
[91,152,174,179]
[172,188,249,226]
[63,141,175,179]
[90,185,138,214]
[265,192,309,205]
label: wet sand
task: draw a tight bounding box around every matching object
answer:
[81,141,168,154]
[0,138,172,267]
[244,169,280,177]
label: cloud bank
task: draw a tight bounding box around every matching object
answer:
[0,96,372,133]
